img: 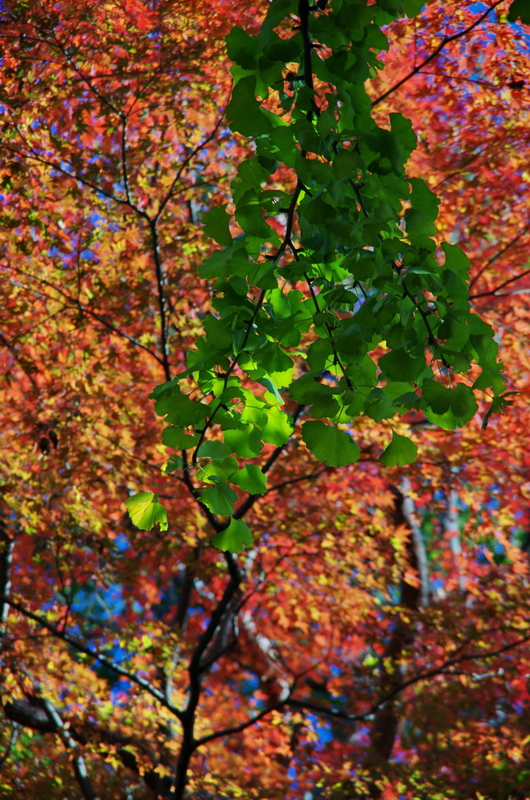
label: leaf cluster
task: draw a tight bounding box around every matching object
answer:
[128,0,505,551]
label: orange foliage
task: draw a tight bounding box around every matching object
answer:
[0,1,529,799]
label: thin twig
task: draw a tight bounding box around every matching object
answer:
[371,1,505,107]
[0,595,184,721]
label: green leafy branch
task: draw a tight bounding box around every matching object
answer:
[127,0,505,552]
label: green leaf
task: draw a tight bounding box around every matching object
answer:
[441,242,470,278]
[203,314,233,351]
[507,0,530,24]
[212,518,253,553]
[199,456,239,482]
[201,479,238,516]
[259,406,293,446]
[165,455,183,475]
[201,205,232,246]
[196,441,232,460]
[481,391,519,430]
[402,0,426,17]
[224,424,263,457]
[154,387,209,426]
[162,427,199,450]
[125,493,168,532]
[424,383,478,429]
[302,421,360,467]
[225,27,258,69]
[379,433,418,467]
[229,465,267,495]
[256,377,283,404]
[405,177,439,239]
[235,195,276,240]
[364,389,395,422]
[378,348,425,382]
[226,76,274,137]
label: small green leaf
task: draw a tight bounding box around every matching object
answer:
[125,492,168,531]
[225,27,258,69]
[441,242,470,278]
[201,479,238,516]
[162,427,199,450]
[405,177,439,239]
[380,433,418,467]
[229,465,267,495]
[424,383,478,429]
[401,0,426,17]
[257,377,283,403]
[199,456,239,483]
[481,391,519,430]
[196,441,232,459]
[226,76,274,137]
[235,196,275,240]
[259,406,293,446]
[379,348,425,382]
[364,389,395,422]
[302,421,360,467]
[213,517,253,553]
[154,388,209,426]
[165,455,183,474]
[203,314,233,350]
[224,424,263,457]
[201,205,232,247]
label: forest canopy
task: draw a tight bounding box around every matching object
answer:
[0,0,529,798]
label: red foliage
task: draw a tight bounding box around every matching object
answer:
[0,1,529,798]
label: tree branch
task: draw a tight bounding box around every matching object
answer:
[470,266,530,299]
[194,689,294,748]
[371,1,505,107]
[148,220,172,380]
[0,595,183,721]
[7,266,165,366]
[469,222,530,291]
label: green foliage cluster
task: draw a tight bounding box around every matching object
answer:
[128,0,505,552]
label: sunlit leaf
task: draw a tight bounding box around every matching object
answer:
[125,493,168,531]
[212,517,253,553]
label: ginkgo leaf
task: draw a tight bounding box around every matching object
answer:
[423,383,478,429]
[379,433,418,467]
[201,205,232,246]
[229,465,267,495]
[259,405,293,446]
[226,76,274,136]
[212,518,253,553]
[125,493,168,531]
[302,421,360,467]
[378,348,426,382]
[162,426,199,449]
[201,479,238,516]
[481,391,519,429]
